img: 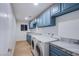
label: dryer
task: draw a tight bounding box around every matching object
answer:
[34,35,59,56]
[31,36,38,56]
[35,40,49,56]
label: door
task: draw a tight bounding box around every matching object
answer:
[44,9,51,26]
[61,3,77,11]
[61,3,79,14]
[36,42,43,56]
[50,3,61,16]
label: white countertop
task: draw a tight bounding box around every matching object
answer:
[31,34,79,55]
[50,41,79,54]
[32,34,58,43]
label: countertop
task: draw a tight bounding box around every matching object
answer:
[32,34,58,43]
[31,34,79,55]
[50,41,79,55]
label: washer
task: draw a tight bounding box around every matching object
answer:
[35,41,49,56]
[31,36,38,56]
[34,36,59,56]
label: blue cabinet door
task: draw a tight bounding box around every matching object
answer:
[37,8,56,27]
[51,17,56,26]
[50,3,61,16]
[49,44,72,56]
[42,13,46,26]
[37,9,51,27]
[62,3,77,11]
[61,3,79,14]
[40,15,44,26]
[37,15,43,27]
[44,9,51,26]
[31,21,34,29]
[33,19,37,28]
[29,19,37,29]
[36,17,39,27]
[29,21,33,29]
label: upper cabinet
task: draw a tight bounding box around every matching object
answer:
[36,17,39,27]
[37,8,56,27]
[38,15,43,27]
[38,9,51,27]
[62,3,77,11]
[36,15,42,27]
[61,3,79,14]
[33,19,37,28]
[29,20,33,29]
[50,3,79,17]
[29,3,79,29]
[44,9,51,26]
[29,19,37,29]
[50,3,61,17]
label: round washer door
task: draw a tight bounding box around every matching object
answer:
[32,40,34,50]
[36,42,43,56]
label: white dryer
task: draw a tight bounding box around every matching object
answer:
[34,35,59,56]
[31,36,38,56]
[35,40,49,56]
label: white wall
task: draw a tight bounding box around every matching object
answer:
[0,3,16,56]
[7,4,16,56]
[29,10,79,40]
[16,21,28,41]
[56,10,79,40]
[35,26,58,35]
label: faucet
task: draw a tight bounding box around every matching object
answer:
[47,33,54,38]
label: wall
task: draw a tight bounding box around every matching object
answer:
[29,10,79,40]
[56,10,79,40]
[7,4,16,56]
[32,26,58,35]
[16,21,28,41]
[0,3,16,56]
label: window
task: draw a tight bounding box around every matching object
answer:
[21,24,27,31]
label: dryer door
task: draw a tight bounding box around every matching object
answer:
[36,42,43,56]
[32,40,34,50]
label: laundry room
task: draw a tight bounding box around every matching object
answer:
[28,4,79,56]
[0,1,79,58]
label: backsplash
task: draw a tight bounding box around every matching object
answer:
[61,37,79,44]
[57,10,79,40]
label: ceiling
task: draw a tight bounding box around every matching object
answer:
[11,3,53,22]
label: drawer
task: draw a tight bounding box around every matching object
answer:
[49,48,71,56]
[49,51,58,56]
[49,44,72,56]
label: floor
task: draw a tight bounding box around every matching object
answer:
[13,41,33,56]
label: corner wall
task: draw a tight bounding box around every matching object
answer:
[16,21,28,41]
[0,3,16,55]
[57,10,79,40]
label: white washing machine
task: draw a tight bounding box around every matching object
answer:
[35,40,49,56]
[34,35,59,56]
[31,36,39,56]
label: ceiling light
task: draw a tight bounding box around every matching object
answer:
[0,13,8,18]
[25,17,28,20]
[34,3,38,6]
[4,14,8,17]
